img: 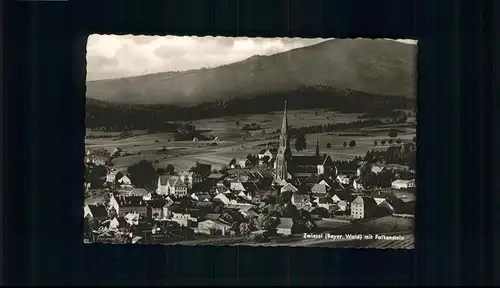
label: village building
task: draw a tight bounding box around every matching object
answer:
[171,212,199,227]
[313,197,335,210]
[109,195,147,217]
[84,204,108,220]
[353,179,364,191]
[331,189,355,203]
[351,196,379,219]
[281,182,298,193]
[230,181,246,192]
[156,175,188,197]
[273,101,335,183]
[178,171,202,189]
[106,169,120,184]
[258,148,274,160]
[124,212,140,226]
[146,198,167,220]
[190,193,212,202]
[391,179,416,189]
[336,174,351,185]
[378,197,414,216]
[310,183,329,195]
[196,219,231,235]
[117,174,133,188]
[291,194,311,207]
[276,217,294,236]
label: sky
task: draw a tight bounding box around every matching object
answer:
[86,35,417,81]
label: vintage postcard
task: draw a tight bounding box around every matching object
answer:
[84,35,417,248]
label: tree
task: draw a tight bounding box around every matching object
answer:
[165,164,175,175]
[127,160,157,188]
[294,132,307,151]
[262,155,270,164]
[349,140,357,147]
[229,158,236,167]
[326,143,332,149]
[373,140,378,146]
[189,162,212,177]
[388,139,394,144]
[388,130,398,138]
[92,148,111,158]
[396,139,402,144]
[343,142,347,147]
[239,223,251,236]
[381,139,387,145]
[85,165,107,189]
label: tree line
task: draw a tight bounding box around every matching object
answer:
[86,87,413,132]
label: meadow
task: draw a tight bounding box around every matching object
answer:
[85,110,416,171]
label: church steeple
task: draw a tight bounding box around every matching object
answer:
[316,137,320,157]
[281,100,288,134]
[274,100,292,182]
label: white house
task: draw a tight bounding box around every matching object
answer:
[311,183,328,195]
[391,179,416,189]
[124,212,140,226]
[237,191,252,201]
[197,219,231,235]
[106,169,119,183]
[156,175,188,197]
[353,179,364,191]
[351,196,378,219]
[214,193,231,206]
[313,197,335,210]
[171,212,198,227]
[117,174,133,188]
[230,181,246,192]
[276,217,293,236]
[108,217,120,230]
[336,175,350,185]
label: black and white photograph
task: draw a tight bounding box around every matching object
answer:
[84,35,417,248]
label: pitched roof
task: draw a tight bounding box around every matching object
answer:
[207,173,225,179]
[204,213,221,220]
[230,182,246,191]
[158,175,169,186]
[169,176,187,187]
[116,196,146,207]
[292,194,309,204]
[277,217,294,229]
[87,204,108,218]
[311,184,328,194]
[127,188,149,197]
[281,183,298,193]
[352,196,378,208]
[147,198,167,208]
[293,155,321,166]
[331,190,355,202]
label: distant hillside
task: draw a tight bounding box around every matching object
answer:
[86,38,416,105]
[86,86,414,132]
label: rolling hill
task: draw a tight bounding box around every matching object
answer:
[86,38,417,106]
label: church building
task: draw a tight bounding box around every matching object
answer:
[273,101,335,183]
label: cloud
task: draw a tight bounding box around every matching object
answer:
[86,35,417,81]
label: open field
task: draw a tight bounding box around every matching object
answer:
[85,110,416,170]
